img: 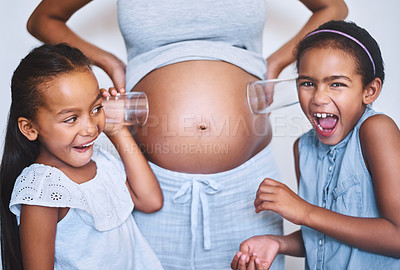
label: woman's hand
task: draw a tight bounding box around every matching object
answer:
[265,0,348,79]
[27,0,127,91]
[255,178,312,225]
[231,235,280,270]
[99,53,127,91]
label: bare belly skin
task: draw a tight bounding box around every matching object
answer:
[132,60,271,173]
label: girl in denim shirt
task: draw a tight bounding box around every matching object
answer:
[232,20,400,270]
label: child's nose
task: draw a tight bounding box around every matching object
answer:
[312,87,331,105]
[81,117,97,136]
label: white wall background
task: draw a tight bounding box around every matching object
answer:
[1,1,399,269]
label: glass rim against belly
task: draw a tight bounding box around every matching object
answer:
[247,77,299,114]
[102,91,149,127]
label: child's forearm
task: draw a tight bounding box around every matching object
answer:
[273,230,305,257]
[256,177,400,258]
[304,204,400,258]
[107,127,163,212]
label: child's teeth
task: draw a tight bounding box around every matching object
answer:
[83,141,94,147]
[314,113,334,118]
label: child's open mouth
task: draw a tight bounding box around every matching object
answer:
[73,140,95,151]
[313,113,338,136]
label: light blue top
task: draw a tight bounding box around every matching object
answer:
[117,0,267,90]
[298,107,400,270]
[10,147,163,270]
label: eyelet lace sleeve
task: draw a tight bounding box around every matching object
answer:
[9,147,134,231]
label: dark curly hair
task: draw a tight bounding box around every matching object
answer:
[295,20,384,88]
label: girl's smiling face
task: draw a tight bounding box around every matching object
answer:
[31,70,105,170]
[297,47,368,145]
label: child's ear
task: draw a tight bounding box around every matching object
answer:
[18,117,39,141]
[363,78,382,105]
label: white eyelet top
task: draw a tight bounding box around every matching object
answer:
[9,146,163,269]
[10,147,132,231]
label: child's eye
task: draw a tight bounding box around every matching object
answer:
[92,105,103,114]
[64,116,77,124]
[331,82,347,87]
[298,81,314,88]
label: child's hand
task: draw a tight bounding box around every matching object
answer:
[101,87,126,135]
[231,254,264,270]
[231,235,280,270]
[254,178,312,225]
[101,86,126,98]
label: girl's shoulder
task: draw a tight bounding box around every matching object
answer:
[359,113,399,151]
[360,113,398,133]
[11,147,124,205]
[10,149,133,231]
[9,163,75,224]
[9,147,121,213]
[12,163,71,197]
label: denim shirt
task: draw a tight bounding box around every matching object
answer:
[298,107,400,270]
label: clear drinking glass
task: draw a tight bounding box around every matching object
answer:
[247,77,298,114]
[102,92,149,127]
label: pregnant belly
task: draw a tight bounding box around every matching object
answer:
[132,60,272,173]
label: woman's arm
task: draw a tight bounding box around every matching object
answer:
[19,205,58,270]
[255,115,400,257]
[27,0,126,90]
[266,0,348,79]
[106,127,163,213]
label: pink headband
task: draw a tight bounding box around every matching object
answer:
[304,29,376,76]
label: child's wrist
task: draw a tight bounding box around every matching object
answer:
[104,124,128,137]
[105,127,135,144]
